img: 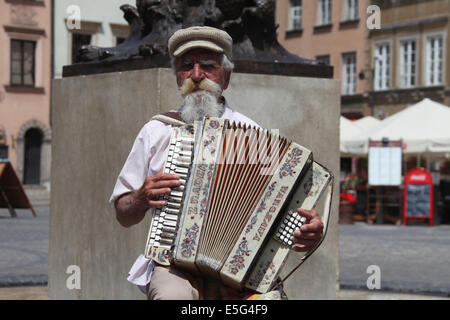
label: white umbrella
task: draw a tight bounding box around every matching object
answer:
[354,116,380,131]
[350,99,450,156]
[340,116,365,155]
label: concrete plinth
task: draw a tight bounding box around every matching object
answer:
[49,68,340,300]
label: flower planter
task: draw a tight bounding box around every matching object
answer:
[339,201,355,224]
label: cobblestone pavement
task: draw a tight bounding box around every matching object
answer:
[0,206,48,286]
[1,204,449,298]
[339,222,450,297]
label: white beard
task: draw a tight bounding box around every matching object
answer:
[179,78,225,124]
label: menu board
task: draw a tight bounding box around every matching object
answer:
[368,141,402,186]
[405,184,430,217]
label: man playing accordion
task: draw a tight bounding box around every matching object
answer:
[110,26,324,300]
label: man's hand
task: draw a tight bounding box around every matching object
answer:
[115,173,180,227]
[135,173,181,210]
[291,209,324,252]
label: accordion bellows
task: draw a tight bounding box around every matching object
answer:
[144,117,333,293]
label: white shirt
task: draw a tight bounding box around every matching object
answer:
[109,103,259,293]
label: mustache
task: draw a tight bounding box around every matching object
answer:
[180,78,222,97]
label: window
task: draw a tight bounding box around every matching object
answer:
[316,55,330,65]
[288,0,302,30]
[342,53,356,95]
[399,39,417,88]
[317,0,332,25]
[10,39,36,87]
[344,0,358,21]
[425,34,444,86]
[374,42,390,91]
[71,33,92,64]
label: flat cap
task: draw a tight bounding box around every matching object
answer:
[168,26,233,59]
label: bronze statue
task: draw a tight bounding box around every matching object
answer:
[76,0,315,65]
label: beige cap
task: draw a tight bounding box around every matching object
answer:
[168,26,233,59]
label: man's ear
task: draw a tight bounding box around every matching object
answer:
[222,70,232,90]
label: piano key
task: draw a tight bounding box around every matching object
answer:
[168,195,182,203]
[163,220,177,227]
[170,191,184,198]
[174,155,192,163]
[173,160,191,168]
[160,232,176,239]
[164,208,180,215]
[162,226,177,233]
[181,137,195,144]
[166,201,181,209]
[175,167,189,174]
[160,238,173,245]
[161,213,179,221]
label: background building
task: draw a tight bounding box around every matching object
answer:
[368,0,450,119]
[0,0,52,188]
[53,0,130,79]
[276,0,450,120]
[276,0,371,119]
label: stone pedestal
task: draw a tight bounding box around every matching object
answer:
[49,68,340,299]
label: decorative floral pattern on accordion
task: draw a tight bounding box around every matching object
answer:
[279,148,303,179]
[228,238,251,275]
[151,247,170,263]
[180,223,200,258]
[203,119,220,155]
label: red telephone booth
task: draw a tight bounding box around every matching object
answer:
[403,167,434,226]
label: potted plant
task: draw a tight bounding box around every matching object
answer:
[339,175,363,224]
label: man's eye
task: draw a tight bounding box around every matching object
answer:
[201,64,218,70]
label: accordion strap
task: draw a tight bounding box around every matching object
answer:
[151,110,186,127]
[270,175,335,291]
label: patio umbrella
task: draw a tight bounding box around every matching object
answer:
[340,116,365,155]
[349,99,450,157]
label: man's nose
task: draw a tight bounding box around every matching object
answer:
[190,63,205,83]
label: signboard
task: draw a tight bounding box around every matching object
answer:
[368,140,402,186]
[403,167,433,226]
[0,160,36,217]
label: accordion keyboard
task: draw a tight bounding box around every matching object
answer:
[274,210,307,246]
[146,126,195,263]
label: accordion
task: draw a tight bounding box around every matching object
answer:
[144,117,334,293]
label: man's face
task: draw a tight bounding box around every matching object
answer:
[174,48,231,93]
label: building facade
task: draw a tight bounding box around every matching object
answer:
[276,0,450,120]
[276,0,371,119]
[53,0,130,78]
[367,0,450,119]
[0,0,52,187]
